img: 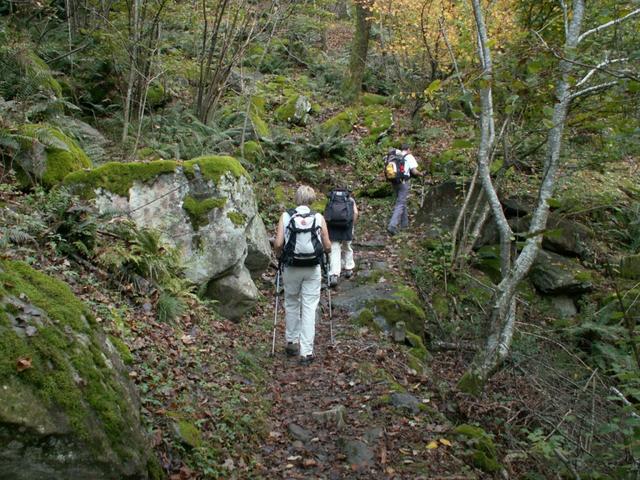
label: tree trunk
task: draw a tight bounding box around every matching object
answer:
[344,0,371,102]
[458,0,586,395]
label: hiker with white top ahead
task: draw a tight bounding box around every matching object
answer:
[384,143,424,235]
[274,185,332,366]
[323,187,359,288]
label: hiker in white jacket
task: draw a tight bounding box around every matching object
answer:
[274,185,331,365]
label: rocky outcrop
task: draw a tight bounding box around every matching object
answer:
[416,180,464,237]
[274,94,311,126]
[65,156,271,320]
[529,250,593,294]
[0,260,152,480]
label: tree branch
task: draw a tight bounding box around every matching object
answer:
[569,80,618,100]
[532,30,640,82]
[576,57,628,87]
[578,7,640,44]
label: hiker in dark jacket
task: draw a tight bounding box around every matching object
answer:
[387,143,424,236]
[325,189,358,287]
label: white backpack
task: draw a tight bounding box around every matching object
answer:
[281,209,323,267]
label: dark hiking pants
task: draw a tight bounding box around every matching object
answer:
[388,181,410,230]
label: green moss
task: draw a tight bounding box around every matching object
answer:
[406,331,428,362]
[457,371,484,396]
[64,160,177,198]
[238,140,263,163]
[65,156,246,200]
[369,298,425,335]
[321,108,359,135]
[28,53,62,96]
[183,196,226,230]
[184,155,247,183]
[356,269,385,285]
[432,294,449,317]
[310,197,327,212]
[175,420,203,448]
[620,255,640,279]
[18,124,92,188]
[454,424,500,473]
[355,308,374,327]
[109,335,133,365]
[274,94,299,122]
[362,93,388,106]
[146,82,166,107]
[407,353,424,372]
[227,211,247,226]
[249,96,270,138]
[361,105,393,144]
[273,185,286,203]
[0,260,136,458]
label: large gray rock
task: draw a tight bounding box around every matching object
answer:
[0,260,151,480]
[529,250,593,294]
[66,156,272,320]
[416,180,464,237]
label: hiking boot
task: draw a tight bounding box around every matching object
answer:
[285,342,299,357]
[329,275,339,288]
[387,226,397,236]
[299,354,315,366]
[344,269,353,279]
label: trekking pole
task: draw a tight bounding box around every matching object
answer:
[323,255,334,345]
[270,265,281,356]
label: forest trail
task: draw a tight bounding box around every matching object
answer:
[256,193,474,479]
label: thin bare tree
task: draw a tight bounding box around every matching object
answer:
[458,0,640,393]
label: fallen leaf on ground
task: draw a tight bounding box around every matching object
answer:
[16,357,32,372]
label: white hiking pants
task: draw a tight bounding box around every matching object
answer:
[283,265,321,357]
[329,241,354,277]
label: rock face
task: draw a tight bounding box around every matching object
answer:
[416,180,464,237]
[529,250,593,294]
[65,156,271,320]
[0,260,151,480]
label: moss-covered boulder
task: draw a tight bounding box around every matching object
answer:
[454,424,501,473]
[320,108,359,135]
[0,260,151,479]
[529,249,593,294]
[14,124,92,189]
[367,286,426,337]
[64,156,271,320]
[274,94,311,126]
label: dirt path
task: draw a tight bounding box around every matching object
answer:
[255,196,474,479]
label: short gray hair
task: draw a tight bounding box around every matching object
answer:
[295,185,316,205]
